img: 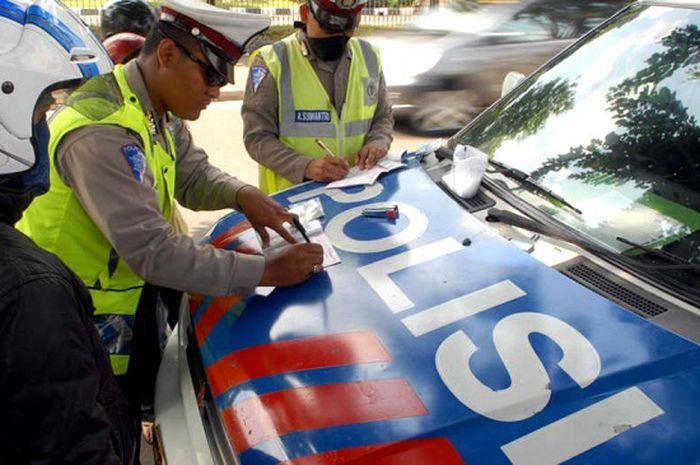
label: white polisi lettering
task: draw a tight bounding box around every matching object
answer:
[287,184,383,204]
[436,312,601,422]
[501,386,664,465]
[357,237,463,313]
[402,280,526,336]
[326,202,428,254]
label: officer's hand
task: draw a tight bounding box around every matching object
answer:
[355,144,388,169]
[304,155,349,182]
[260,243,325,286]
[236,185,297,246]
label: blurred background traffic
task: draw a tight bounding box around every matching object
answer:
[76,0,632,134]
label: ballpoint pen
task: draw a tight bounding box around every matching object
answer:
[315,138,336,157]
[292,217,310,243]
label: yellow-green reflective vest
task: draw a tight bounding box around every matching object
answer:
[257,35,382,193]
[17,65,176,375]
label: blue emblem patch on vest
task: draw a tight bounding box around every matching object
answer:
[295,110,331,123]
[251,66,268,94]
[120,144,146,183]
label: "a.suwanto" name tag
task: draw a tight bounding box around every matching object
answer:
[295,110,331,123]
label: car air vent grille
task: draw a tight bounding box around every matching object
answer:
[437,182,496,213]
[558,258,669,318]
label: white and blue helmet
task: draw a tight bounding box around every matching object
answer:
[0,0,112,175]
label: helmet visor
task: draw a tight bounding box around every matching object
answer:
[35,81,82,121]
[309,0,361,33]
[57,73,124,122]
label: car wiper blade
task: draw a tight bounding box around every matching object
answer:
[487,208,700,304]
[616,236,700,273]
[488,158,582,215]
[486,208,607,253]
[487,209,700,272]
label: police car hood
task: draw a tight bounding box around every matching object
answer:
[190,167,700,464]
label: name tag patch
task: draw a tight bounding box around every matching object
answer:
[295,110,331,123]
[120,144,146,183]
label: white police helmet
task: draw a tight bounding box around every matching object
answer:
[160,0,270,85]
[0,0,113,176]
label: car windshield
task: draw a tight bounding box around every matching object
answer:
[453,3,700,289]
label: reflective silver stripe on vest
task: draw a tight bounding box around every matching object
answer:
[345,118,373,137]
[358,39,379,79]
[274,42,336,138]
[343,41,377,144]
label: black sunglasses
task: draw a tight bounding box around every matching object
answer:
[161,29,228,88]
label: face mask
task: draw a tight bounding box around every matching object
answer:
[0,118,51,222]
[307,35,350,61]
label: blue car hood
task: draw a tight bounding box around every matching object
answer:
[190,167,700,465]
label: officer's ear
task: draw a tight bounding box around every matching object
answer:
[156,38,178,70]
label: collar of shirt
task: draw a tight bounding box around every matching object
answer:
[124,61,170,140]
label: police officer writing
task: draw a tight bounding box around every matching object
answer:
[242,0,394,193]
[0,0,135,463]
[18,0,324,454]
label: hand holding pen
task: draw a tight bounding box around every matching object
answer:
[291,216,323,274]
[303,139,349,182]
[292,217,310,243]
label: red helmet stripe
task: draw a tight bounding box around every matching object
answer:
[161,6,242,61]
[314,0,364,15]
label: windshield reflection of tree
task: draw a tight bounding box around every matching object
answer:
[531,25,700,192]
[514,0,630,39]
[530,24,700,271]
[459,77,576,155]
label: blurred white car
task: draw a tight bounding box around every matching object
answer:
[370,0,630,133]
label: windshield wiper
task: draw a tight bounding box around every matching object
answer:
[486,209,700,272]
[488,159,582,215]
[486,208,607,253]
[616,236,700,273]
[487,208,700,303]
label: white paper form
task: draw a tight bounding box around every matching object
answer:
[326,158,405,189]
[254,225,340,297]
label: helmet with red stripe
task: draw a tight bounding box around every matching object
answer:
[160,0,270,85]
[308,0,367,33]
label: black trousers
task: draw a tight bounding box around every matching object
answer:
[115,284,183,465]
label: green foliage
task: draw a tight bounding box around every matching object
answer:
[530,24,700,192]
[457,77,577,156]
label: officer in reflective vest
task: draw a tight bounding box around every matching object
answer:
[18,0,324,449]
[242,0,394,194]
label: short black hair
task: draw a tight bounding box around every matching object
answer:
[100,0,157,39]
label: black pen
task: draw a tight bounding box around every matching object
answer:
[292,217,310,243]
